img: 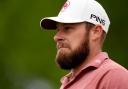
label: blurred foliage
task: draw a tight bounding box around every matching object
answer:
[0,0,128,89]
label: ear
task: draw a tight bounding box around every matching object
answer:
[90,25,103,41]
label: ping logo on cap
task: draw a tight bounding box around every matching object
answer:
[61,1,70,12]
[90,14,105,26]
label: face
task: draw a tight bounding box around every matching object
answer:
[54,22,90,70]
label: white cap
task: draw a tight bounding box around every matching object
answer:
[40,0,110,33]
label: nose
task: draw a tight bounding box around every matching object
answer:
[54,31,64,42]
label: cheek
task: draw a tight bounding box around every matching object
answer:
[69,37,84,50]
[67,29,87,51]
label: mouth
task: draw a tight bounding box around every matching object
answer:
[57,43,68,50]
[57,44,65,49]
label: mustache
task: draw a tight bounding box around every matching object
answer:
[56,42,70,49]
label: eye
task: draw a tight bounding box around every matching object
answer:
[64,26,74,33]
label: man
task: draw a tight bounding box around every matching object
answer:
[40,0,128,89]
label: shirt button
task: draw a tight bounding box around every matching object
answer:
[63,77,69,84]
[95,60,101,64]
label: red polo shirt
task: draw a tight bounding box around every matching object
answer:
[60,52,128,89]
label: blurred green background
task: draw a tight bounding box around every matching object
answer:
[0,0,128,89]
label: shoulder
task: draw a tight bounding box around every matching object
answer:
[101,59,128,79]
[105,68,128,80]
[101,68,128,89]
[98,59,128,89]
[99,58,127,72]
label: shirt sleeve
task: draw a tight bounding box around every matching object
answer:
[99,68,128,89]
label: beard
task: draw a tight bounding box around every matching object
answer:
[55,33,90,70]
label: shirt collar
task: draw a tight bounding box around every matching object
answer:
[85,52,109,68]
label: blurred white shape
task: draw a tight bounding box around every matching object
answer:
[24,78,53,89]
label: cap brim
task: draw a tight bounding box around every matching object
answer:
[40,16,85,30]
